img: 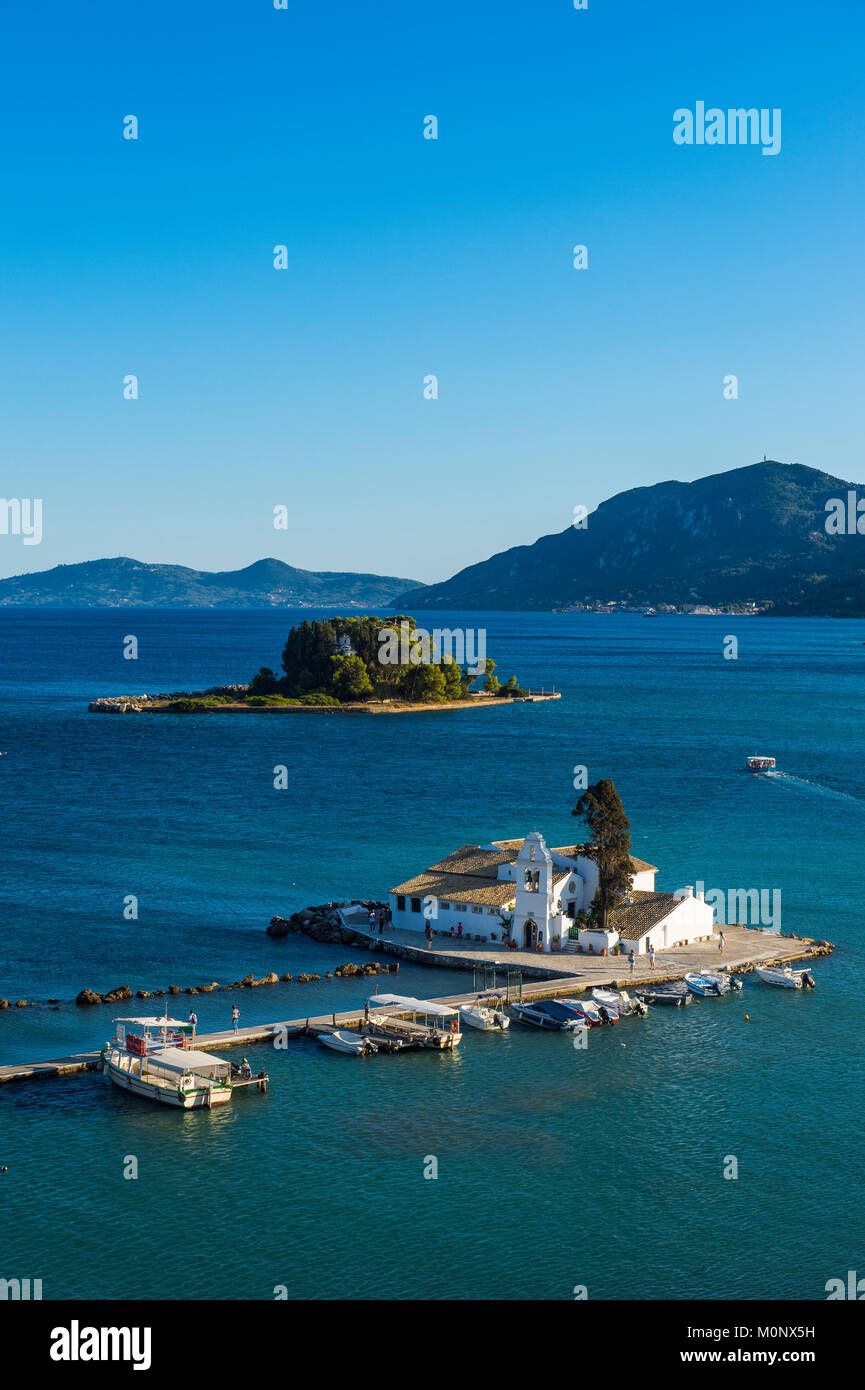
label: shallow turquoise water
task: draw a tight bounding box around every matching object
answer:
[1,610,863,1299]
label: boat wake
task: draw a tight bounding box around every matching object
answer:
[762,769,863,805]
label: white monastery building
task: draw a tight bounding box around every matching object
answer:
[389,831,715,956]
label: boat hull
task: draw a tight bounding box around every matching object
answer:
[459,1006,510,1031]
[755,967,809,989]
[103,1055,232,1108]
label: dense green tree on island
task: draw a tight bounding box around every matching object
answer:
[249,666,280,695]
[260,615,523,705]
[572,778,634,929]
[330,653,374,701]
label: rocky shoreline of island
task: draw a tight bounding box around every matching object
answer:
[88,687,560,714]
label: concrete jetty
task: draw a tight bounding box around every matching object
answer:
[0,926,831,1088]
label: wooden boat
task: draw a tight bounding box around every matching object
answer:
[317,1030,378,1055]
[367,994,463,1049]
[459,992,510,1031]
[101,1014,267,1108]
[746,755,776,773]
[509,1000,585,1032]
[637,982,692,1007]
[755,965,816,989]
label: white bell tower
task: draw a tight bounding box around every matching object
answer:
[512,832,562,952]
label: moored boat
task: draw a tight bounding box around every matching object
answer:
[592,987,648,1017]
[101,1013,267,1108]
[317,1029,378,1055]
[367,994,463,1048]
[637,981,692,1007]
[459,992,510,1031]
[684,972,716,997]
[510,1000,586,1031]
[755,965,816,989]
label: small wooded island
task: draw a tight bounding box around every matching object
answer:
[89,615,561,714]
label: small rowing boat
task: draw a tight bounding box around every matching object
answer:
[637,982,692,1007]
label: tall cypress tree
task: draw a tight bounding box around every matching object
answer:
[572,778,633,929]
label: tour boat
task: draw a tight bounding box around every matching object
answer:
[754,965,816,990]
[746,755,776,773]
[367,994,463,1048]
[101,1014,266,1108]
[458,992,510,1031]
[317,1029,378,1056]
[509,1000,586,1032]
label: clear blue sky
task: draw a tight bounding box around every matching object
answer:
[2,0,863,583]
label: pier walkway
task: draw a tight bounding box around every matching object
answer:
[0,926,829,1088]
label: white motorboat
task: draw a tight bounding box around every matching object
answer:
[698,969,731,995]
[101,1014,267,1108]
[459,992,510,1031]
[592,987,648,1017]
[755,965,816,989]
[318,1029,378,1055]
[684,972,717,997]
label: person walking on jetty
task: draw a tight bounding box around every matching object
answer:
[629,949,635,975]
[648,944,656,970]
[718,929,725,955]
[457,922,463,938]
[188,1009,198,1039]
[378,910,385,934]
[231,1004,239,1033]
[368,908,376,930]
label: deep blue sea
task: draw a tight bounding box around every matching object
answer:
[1,609,864,1300]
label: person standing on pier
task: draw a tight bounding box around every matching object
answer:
[718,930,725,955]
[648,945,656,970]
[231,1004,239,1033]
[368,908,376,930]
[628,949,635,975]
[378,910,385,934]
[188,1009,198,1039]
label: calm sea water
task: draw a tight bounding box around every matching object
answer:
[1,609,863,1300]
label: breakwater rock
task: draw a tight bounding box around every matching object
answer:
[70,955,395,1007]
[268,900,390,945]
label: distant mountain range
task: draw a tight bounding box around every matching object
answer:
[0,557,426,608]
[5,463,865,616]
[394,461,865,616]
